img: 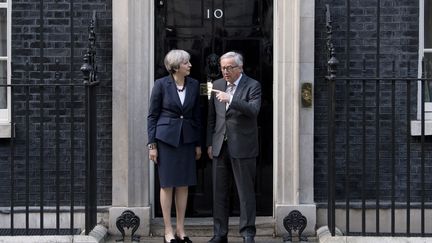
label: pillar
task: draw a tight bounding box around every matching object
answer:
[273,0,316,236]
[110,0,154,236]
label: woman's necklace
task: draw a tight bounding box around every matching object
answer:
[176,79,186,92]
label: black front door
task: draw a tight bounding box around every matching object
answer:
[154,0,273,217]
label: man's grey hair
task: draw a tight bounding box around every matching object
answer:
[164,49,190,74]
[220,51,243,67]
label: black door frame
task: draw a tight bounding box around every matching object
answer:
[151,0,274,218]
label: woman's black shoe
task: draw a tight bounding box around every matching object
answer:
[163,236,178,243]
[180,236,192,243]
[175,234,192,243]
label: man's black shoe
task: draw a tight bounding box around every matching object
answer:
[243,236,255,243]
[207,235,228,243]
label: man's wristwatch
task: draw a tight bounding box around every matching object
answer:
[147,143,157,150]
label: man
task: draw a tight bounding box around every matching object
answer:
[207,51,261,243]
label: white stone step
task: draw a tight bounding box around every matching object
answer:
[149,217,276,237]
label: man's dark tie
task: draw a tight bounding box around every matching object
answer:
[226,83,235,95]
[226,83,235,110]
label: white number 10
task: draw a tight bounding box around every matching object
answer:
[207,9,223,19]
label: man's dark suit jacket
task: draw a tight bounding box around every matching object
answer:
[207,74,261,158]
[148,75,201,147]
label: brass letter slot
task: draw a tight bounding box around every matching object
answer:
[200,81,213,100]
[301,83,312,107]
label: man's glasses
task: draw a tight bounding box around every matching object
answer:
[221,66,239,72]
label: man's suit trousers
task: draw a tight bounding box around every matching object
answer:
[212,142,257,237]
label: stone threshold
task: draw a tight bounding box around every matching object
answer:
[150,216,276,237]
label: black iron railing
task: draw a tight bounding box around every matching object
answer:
[326,3,432,237]
[0,9,99,236]
[81,11,99,235]
[4,81,97,236]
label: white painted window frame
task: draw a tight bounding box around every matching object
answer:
[0,0,11,138]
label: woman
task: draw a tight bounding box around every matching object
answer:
[148,49,202,243]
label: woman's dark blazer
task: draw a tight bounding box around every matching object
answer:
[147,75,201,147]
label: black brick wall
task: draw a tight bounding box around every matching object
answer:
[0,0,112,207]
[315,0,432,204]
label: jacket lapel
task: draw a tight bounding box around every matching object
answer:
[181,77,193,108]
[213,79,227,113]
[233,74,246,100]
[167,75,183,109]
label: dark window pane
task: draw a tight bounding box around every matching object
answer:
[0,9,6,56]
[0,61,6,108]
[425,1,432,48]
[166,0,203,27]
[224,0,259,26]
[424,53,432,102]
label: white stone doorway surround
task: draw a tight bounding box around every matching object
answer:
[109,0,315,237]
